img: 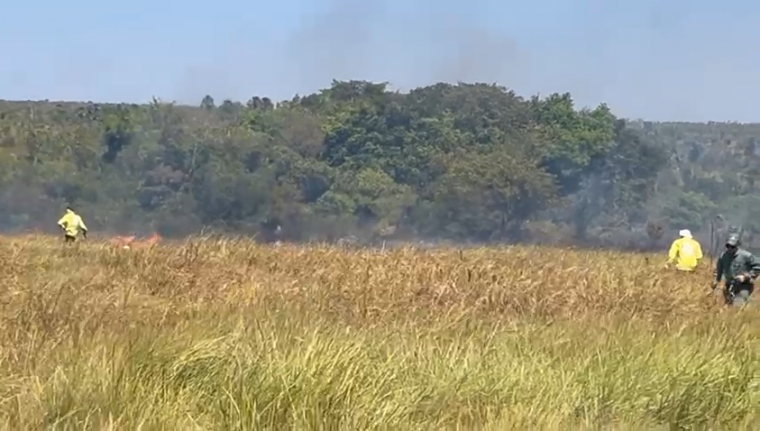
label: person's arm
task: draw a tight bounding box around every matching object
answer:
[78,217,88,237]
[747,252,760,281]
[57,215,67,229]
[695,241,703,260]
[713,254,724,285]
[667,240,679,264]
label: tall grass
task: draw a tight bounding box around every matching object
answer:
[0,235,757,429]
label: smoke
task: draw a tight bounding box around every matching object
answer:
[163,0,534,105]
[174,0,760,122]
[2,1,760,121]
[284,0,389,89]
[283,0,531,95]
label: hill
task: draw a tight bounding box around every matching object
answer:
[0,235,757,428]
[1,80,760,250]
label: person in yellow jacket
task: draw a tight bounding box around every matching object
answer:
[57,205,88,243]
[666,229,703,271]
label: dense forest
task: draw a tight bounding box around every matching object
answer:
[0,80,758,252]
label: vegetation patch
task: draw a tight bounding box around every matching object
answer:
[0,236,757,429]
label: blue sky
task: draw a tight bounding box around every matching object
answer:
[1,0,758,122]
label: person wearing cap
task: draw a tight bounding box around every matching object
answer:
[712,233,759,306]
[666,229,703,271]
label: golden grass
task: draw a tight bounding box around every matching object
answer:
[0,234,757,430]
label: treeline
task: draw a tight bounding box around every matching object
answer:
[0,80,758,250]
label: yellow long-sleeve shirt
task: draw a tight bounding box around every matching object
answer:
[57,210,88,237]
[667,237,703,271]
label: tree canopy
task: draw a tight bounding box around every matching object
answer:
[0,80,757,250]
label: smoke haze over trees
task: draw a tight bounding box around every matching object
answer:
[1,79,758,251]
[4,1,760,122]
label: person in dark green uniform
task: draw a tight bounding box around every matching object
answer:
[712,233,759,306]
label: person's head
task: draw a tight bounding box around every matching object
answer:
[679,229,692,239]
[725,233,741,255]
[66,205,74,213]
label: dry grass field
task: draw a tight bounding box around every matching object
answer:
[0,235,757,430]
